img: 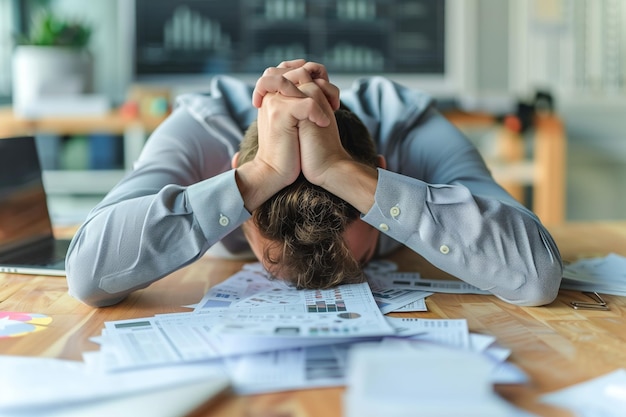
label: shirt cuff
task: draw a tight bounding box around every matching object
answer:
[362,168,428,244]
[186,170,251,240]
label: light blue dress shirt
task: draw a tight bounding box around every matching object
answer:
[66,76,562,307]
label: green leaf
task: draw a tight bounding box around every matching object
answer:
[17,9,92,48]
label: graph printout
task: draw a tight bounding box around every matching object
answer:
[194,267,291,311]
[0,311,52,338]
[213,281,395,338]
[101,310,226,370]
[369,272,490,294]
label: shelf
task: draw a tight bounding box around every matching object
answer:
[0,106,166,197]
[43,170,126,195]
[0,107,166,137]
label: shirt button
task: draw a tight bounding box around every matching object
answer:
[439,245,450,254]
[390,206,401,218]
[379,223,389,232]
[219,214,230,227]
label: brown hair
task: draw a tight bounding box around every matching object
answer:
[238,106,378,289]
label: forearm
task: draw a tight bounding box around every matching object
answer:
[235,160,293,212]
[363,169,563,306]
[65,80,258,307]
[319,159,378,214]
[66,171,250,307]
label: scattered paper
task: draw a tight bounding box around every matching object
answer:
[562,253,626,296]
[541,369,626,417]
[2,261,531,410]
[212,282,395,339]
[99,310,226,370]
[225,342,352,395]
[343,341,535,417]
[223,329,520,396]
[368,272,490,294]
[0,355,228,414]
[391,298,428,312]
[386,317,470,348]
[195,267,291,310]
[368,283,432,314]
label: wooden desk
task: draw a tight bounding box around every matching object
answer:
[2,222,625,417]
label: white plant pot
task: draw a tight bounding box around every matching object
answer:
[12,46,93,118]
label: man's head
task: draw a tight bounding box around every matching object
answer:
[236,106,381,289]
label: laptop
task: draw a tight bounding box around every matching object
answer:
[0,136,70,276]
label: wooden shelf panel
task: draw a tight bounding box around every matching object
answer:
[43,170,126,195]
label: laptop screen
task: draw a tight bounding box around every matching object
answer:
[0,137,54,254]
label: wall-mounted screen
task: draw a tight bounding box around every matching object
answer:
[134,0,445,76]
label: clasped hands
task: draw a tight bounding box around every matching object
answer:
[253,59,351,188]
[235,59,378,215]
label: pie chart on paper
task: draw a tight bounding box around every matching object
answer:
[0,311,53,338]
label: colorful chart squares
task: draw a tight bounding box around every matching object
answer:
[0,311,52,338]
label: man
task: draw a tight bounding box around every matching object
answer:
[65,60,562,307]
[235,105,380,289]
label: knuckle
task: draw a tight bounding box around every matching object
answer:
[303,61,327,77]
[303,96,322,113]
[263,66,278,75]
[289,67,313,83]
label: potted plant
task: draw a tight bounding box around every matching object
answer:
[12,10,94,117]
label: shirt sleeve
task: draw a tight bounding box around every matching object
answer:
[352,79,563,306]
[65,105,251,307]
[362,168,562,306]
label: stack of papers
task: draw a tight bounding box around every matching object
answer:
[0,261,528,415]
[82,262,523,395]
[561,253,626,296]
[344,341,533,417]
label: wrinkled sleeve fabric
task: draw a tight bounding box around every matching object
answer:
[343,77,563,306]
[65,77,256,307]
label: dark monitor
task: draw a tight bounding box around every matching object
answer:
[0,136,54,254]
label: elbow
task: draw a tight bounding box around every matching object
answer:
[499,261,563,307]
[499,222,564,307]
[66,273,127,308]
[514,277,561,307]
[65,249,127,308]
